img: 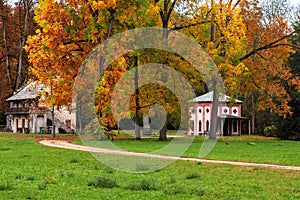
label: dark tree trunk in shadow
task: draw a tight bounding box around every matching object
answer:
[159,115,168,141]
[134,55,141,140]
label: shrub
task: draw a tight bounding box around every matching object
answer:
[186,172,201,179]
[15,174,22,179]
[103,166,115,174]
[27,175,35,181]
[126,179,157,191]
[0,180,13,191]
[264,125,277,137]
[188,186,205,196]
[125,183,141,190]
[37,183,47,190]
[25,194,37,200]
[167,176,176,184]
[88,176,118,188]
[140,179,157,190]
[0,147,10,151]
[70,158,78,163]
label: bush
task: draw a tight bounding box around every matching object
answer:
[140,179,157,190]
[70,158,78,163]
[125,183,141,190]
[0,147,10,151]
[88,176,118,188]
[103,166,115,174]
[0,180,13,191]
[15,174,22,179]
[167,176,176,184]
[264,125,277,137]
[188,186,205,196]
[27,175,35,181]
[37,183,47,190]
[25,194,37,200]
[126,179,157,191]
[186,172,201,179]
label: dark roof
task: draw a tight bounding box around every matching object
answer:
[6,82,44,101]
[189,91,243,104]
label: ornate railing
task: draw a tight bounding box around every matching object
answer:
[5,107,48,114]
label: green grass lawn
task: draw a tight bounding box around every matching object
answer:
[0,135,299,199]
[76,135,300,166]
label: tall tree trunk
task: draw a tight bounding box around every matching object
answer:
[52,104,55,137]
[209,81,218,139]
[209,0,218,139]
[78,96,82,134]
[156,0,178,141]
[96,9,115,134]
[251,91,255,134]
[134,55,141,140]
[159,114,168,141]
[15,0,29,90]
[117,121,120,135]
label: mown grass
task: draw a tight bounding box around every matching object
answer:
[76,135,300,166]
[0,135,299,199]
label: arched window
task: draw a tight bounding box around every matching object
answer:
[206,120,209,131]
[198,121,202,132]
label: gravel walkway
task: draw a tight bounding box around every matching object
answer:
[39,140,300,171]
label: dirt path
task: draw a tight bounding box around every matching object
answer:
[39,140,300,171]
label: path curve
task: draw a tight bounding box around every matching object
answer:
[39,140,300,171]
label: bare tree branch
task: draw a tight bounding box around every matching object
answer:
[241,29,300,61]
[171,20,210,30]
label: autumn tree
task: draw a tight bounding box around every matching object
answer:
[0,0,37,124]
[238,0,300,134]
[26,0,300,138]
[174,0,300,135]
[25,0,160,136]
[275,19,300,140]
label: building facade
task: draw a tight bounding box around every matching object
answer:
[188,91,250,136]
[5,82,76,134]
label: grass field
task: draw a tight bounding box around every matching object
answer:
[0,134,299,199]
[76,135,300,166]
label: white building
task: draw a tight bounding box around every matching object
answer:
[5,82,76,134]
[188,91,250,136]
